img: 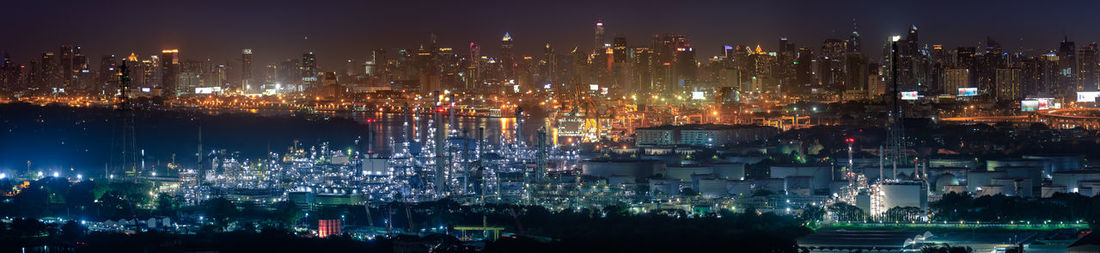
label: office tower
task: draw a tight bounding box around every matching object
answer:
[211,63,227,89]
[1078,43,1099,91]
[301,52,318,90]
[98,54,120,95]
[500,33,515,81]
[889,25,922,92]
[954,46,977,94]
[59,44,75,89]
[777,37,797,95]
[542,42,556,88]
[944,69,970,94]
[465,44,479,92]
[594,20,605,52]
[1058,37,1077,97]
[820,39,846,95]
[141,56,159,88]
[0,52,18,90]
[996,68,1022,100]
[795,47,815,95]
[277,59,300,90]
[159,49,180,96]
[633,47,655,95]
[848,19,862,53]
[844,53,868,100]
[179,59,205,94]
[36,51,59,89]
[241,49,253,92]
[611,36,631,94]
[977,37,1003,95]
[929,45,948,94]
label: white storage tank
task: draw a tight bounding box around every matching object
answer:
[1041,185,1068,198]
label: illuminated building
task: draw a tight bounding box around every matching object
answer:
[318,219,341,238]
[996,68,1022,100]
[1078,43,1099,91]
[593,20,605,53]
[241,48,253,92]
[1058,37,1077,98]
[500,32,515,81]
[159,49,180,96]
[634,124,778,147]
[944,69,969,95]
[301,52,318,89]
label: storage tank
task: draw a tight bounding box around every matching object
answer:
[1041,185,1068,198]
[1051,170,1100,192]
[1002,166,1043,186]
[728,180,754,196]
[1079,180,1100,197]
[1023,154,1083,175]
[582,159,665,179]
[929,157,978,170]
[754,178,786,195]
[986,159,1049,173]
[879,182,929,212]
[649,178,681,195]
[695,179,729,197]
[967,170,1007,193]
[991,178,1033,197]
[784,176,814,196]
[942,185,967,195]
[770,165,831,193]
[934,174,961,193]
[711,162,746,180]
[979,185,1006,196]
[663,165,714,181]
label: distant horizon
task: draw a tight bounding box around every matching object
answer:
[3,0,1100,69]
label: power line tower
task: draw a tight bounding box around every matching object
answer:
[110,61,139,179]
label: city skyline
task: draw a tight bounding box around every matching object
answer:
[4,0,1100,68]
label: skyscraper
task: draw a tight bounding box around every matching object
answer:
[159,49,180,96]
[500,33,515,81]
[594,20,605,53]
[242,49,253,92]
[1058,37,1077,97]
[1079,43,1099,91]
[301,52,318,90]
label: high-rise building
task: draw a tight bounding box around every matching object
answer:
[1078,43,1099,91]
[159,49,180,96]
[97,54,120,95]
[794,47,815,95]
[594,20,605,53]
[945,69,970,95]
[1058,37,1078,97]
[301,52,318,90]
[500,33,515,81]
[996,68,1022,100]
[241,48,253,92]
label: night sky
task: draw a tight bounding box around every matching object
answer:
[3,0,1100,69]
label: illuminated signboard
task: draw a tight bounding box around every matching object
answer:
[1021,98,1056,111]
[1077,91,1100,102]
[1021,100,1039,111]
[692,91,706,100]
[901,91,919,100]
[194,87,222,94]
[589,84,599,91]
[957,88,978,97]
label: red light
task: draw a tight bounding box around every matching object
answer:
[845,138,855,143]
[436,108,446,113]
